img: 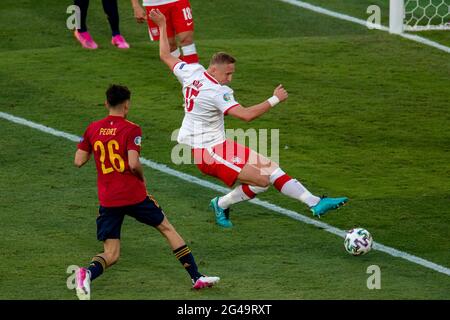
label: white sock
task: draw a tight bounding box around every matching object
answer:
[281,179,320,207]
[181,43,197,56]
[269,167,285,184]
[171,48,181,58]
[270,168,320,207]
[218,184,268,209]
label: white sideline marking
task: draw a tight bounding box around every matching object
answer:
[279,0,450,54]
[1,110,449,277]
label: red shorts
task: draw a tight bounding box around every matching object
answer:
[192,140,251,187]
[146,0,194,41]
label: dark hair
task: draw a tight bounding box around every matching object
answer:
[209,52,236,66]
[106,84,131,107]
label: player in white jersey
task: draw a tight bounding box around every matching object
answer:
[150,9,348,228]
[131,0,198,63]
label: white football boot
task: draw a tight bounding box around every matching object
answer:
[193,275,220,289]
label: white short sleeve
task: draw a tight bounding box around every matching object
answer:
[212,86,240,114]
[172,61,205,84]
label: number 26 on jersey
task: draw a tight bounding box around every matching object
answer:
[93,140,125,174]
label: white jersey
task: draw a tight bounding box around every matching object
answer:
[172,61,240,148]
[143,0,178,6]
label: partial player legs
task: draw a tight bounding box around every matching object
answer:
[156,217,220,289]
[101,0,120,36]
[210,184,269,228]
[102,0,130,49]
[239,151,322,207]
[73,0,98,49]
[211,150,348,227]
[98,239,120,267]
[172,0,198,63]
[72,0,128,49]
[177,31,198,63]
[74,0,89,33]
[168,37,180,56]
[156,216,185,250]
[75,239,120,300]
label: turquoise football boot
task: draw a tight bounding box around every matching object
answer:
[310,197,348,217]
[209,197,233,228]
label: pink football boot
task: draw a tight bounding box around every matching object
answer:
[75,267,91,300]
[193,275,220,289]
[111,35,130,49]
[74,30,98,50]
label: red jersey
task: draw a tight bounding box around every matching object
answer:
[78,115,147,207]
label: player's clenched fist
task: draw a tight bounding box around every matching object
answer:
[132,4,147,24]
[149,9,166,26]
[273,84,288,102]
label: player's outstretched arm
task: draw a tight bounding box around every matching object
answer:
[74,149,91,168]
[149,9,181,70]
[227,84,288,122]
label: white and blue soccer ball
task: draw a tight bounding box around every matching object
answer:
[344,228,373,256]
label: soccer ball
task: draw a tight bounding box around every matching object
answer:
[344,228,373,256]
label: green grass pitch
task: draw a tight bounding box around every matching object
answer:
[0,0,449,299]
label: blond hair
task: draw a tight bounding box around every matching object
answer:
[209,52,236,66]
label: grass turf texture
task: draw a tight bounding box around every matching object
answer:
[0,0,449,299]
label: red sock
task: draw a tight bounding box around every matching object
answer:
[241,184,257,198]
[181,53,199,64]
[181,44,199,63]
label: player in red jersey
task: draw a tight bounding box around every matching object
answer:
[131,0,199,63]
[73,84,219,300]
